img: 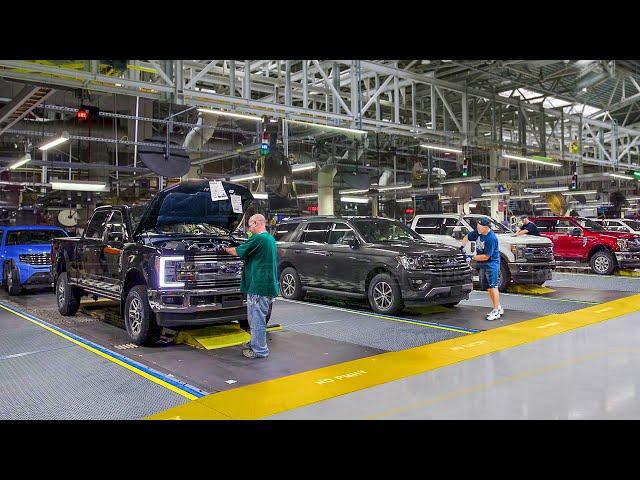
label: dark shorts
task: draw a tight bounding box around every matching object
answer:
[478,265,499,290]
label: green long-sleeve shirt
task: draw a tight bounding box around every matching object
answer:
[235,231,279,297]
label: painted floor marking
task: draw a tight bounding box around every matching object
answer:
[147,293,640,420]
[0,302,204,401]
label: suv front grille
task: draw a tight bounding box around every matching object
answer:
[19,253,51,265]
[420,254,471,274]
[524,245,553,262]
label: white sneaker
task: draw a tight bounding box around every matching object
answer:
[497,306,504,315]
[486,309,502,321]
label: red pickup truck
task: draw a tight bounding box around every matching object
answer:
[529,216,640,275]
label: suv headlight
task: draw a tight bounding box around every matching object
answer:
[156,256,185,288]
[617,239,629,251]
[396,255,420,270]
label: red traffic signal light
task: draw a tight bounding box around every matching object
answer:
[76,108,89,121]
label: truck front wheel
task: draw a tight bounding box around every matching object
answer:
[5,263,22,296]
[124,285,162,346]
[497,262,510,292]
[56,272,80,315]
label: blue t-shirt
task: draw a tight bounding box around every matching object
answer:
[467,229,500,268]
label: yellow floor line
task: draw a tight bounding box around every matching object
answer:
[147,293,640,420]
[0,303,197,401]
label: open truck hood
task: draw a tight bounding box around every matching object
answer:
[133,179,254,236]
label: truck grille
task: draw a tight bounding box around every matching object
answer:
[524,245,553,262]
[421,254,472,274]
[186,278,242,289]
[19,253,51,265]
[179,255,243,289]
[188,252,236,262]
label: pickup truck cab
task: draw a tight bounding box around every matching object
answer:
[410,214,555,291]
[530,216,640,275]
[593,218,640,235]
[51,180,253,345]
[1,225,68,295]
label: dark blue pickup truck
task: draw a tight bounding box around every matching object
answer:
[0,225,68,295]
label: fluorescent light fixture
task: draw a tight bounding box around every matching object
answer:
[297,194,318,199]
[536,207,552,210]
[291,162,317,173]
[340,196,369,204]
[524,186,569,193]
[50,180,108,192]
[503,153,562,167]
[339,188,370,195]
[561,190,598,196]
[510,194,540,200]
[287,119,366,135]
[481,191,507,197]
[627,196,640,201]
[420,144,462,154]
[197,108,262,122]
[38,131,70,151]
[533,202,549,206]
[441,200,451,204]
[470,197,491,202]
[9,153,31,170]
[608,172,634,180]
[440,176,482,185]
[378,184,412,192]
[251,193,268,200]
[230,173,263,182]
[396,198,413,203]
[468,203,477,208]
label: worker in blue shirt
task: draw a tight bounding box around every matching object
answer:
[460,216,503,321]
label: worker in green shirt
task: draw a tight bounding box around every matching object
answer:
[224,213,279,358]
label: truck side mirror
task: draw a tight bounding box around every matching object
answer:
[571,227,582,236]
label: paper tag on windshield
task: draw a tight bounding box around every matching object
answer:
[230,194,243,213]
[209,180,228,201]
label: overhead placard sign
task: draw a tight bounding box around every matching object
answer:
[230,193,243,213]
[209,180,228,201]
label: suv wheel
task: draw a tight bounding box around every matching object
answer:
[497,262,510,292]
[5,264,22,296]
[279,267,305,300]
[56,272,80,315]
[124,285,162,346]
[590,250,616,275]
[368,273,403,315]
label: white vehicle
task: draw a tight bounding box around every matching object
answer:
[593,218,640,235]
[410,214,555,291]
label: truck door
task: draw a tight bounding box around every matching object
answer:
[101,210,127,295]
[80,210,110,289]
[555,219,583,259]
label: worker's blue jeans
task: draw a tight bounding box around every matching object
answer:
[247,294,272,357]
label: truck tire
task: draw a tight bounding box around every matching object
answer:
[443,301,461,308]
[497,262,510,292]
[279,267,305,300]
[56,272,80,315]
[368,273,403,315]
[590,250,616,275]
[239,301,272,331]
[124,285,162,346]
[5,263,22,296]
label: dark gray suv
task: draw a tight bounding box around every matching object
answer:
[275,216,473,315]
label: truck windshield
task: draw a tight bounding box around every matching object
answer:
[6,229,66,245]
[577,218,605,231]
[464,216,511,234]
[352,218,423,243]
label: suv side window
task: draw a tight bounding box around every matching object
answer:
[535,220,556,232]
[300,222,332,244]
[328,222,355,245]
[85,210,110,239]
[274,222,300,241]
[556,220,574,234]
[414,217,442,235]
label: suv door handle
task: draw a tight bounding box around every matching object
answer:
[308,250,330,256]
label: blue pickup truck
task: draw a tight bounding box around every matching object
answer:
[0,225,68,295]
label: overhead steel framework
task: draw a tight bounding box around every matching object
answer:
[1,60,640,172]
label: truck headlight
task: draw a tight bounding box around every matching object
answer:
[396,255,419,270]
[510,245,526,260]
[617,239,629,251]
[157,256,185,288]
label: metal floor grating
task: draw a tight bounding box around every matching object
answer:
[273,301,465,351]
[0,308,189,420]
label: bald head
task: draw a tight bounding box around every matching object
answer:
[248,213,267,234]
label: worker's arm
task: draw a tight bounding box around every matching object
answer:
[515,228,528,236]
[474,254,490,261]
[223,247,238,256]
